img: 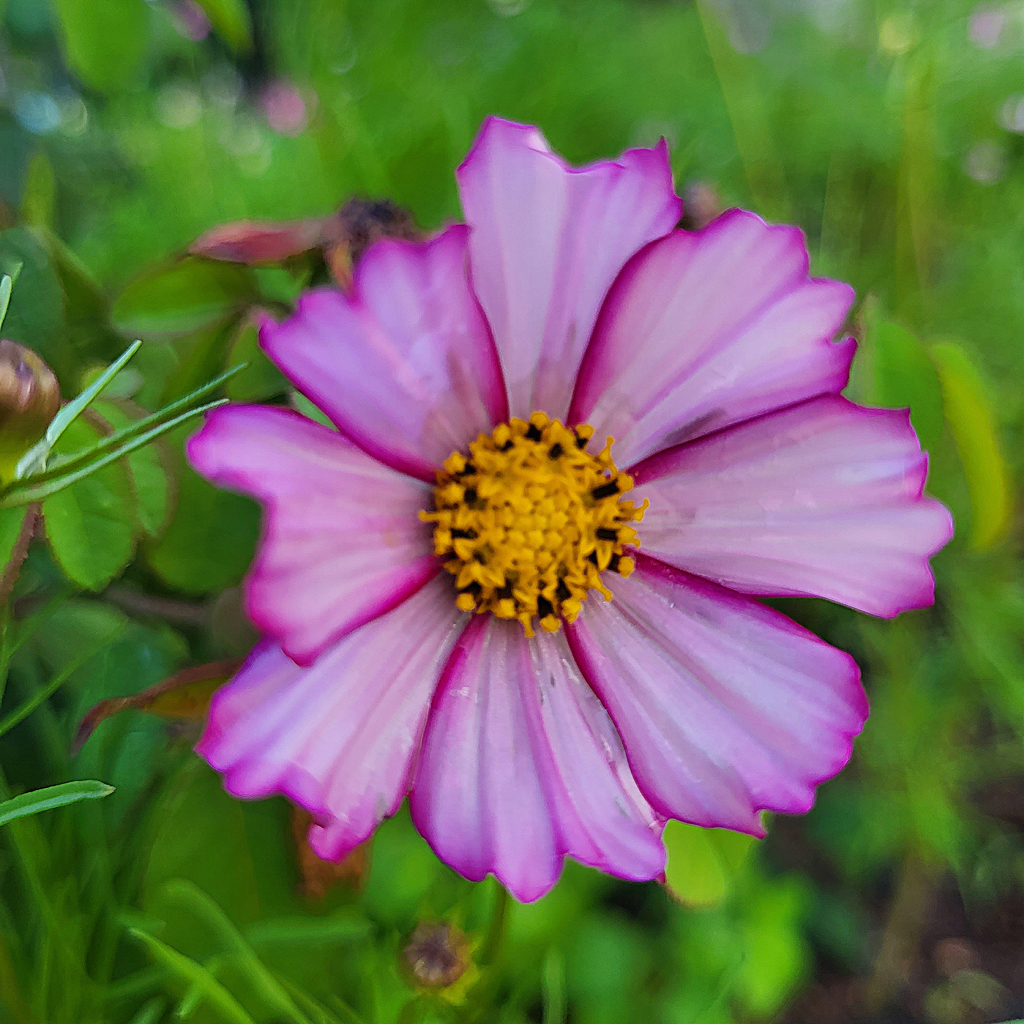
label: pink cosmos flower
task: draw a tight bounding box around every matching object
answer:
[187,118,953,902]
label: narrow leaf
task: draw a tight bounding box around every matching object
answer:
[931,341,1012,548]
[128,928,257,1024]
[15,340,142,479]
[4,398,227,508]
[0,780,114,826]
[17,362,244,490]
[0,276,11,332]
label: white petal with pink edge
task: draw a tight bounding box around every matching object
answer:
[457,117,681,421]
[410,616,666,902]
[188,405,438,665]
[196,576,467,862]
[566,557,867,834]
[631,395,953,617]
[569,210,856,467]
[260,225,506,482]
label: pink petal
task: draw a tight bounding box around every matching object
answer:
[457,117,681,421]
[632,396,953,617]
[260,225,506,482]
[188,404,438,665]
[566,557,867,834]
[410,616,666,902]
[197,576,467,861]
[569,209,856,467]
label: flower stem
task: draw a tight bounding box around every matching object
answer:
[478,882,511,968]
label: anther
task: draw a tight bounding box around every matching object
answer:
[591,481,619,501]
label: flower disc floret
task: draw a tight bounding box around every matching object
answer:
[422,412,648,636]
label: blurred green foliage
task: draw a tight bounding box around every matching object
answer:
[1,0,1024,1022]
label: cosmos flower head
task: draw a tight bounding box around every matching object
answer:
[187,117,953,902]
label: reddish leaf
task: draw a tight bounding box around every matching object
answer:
[74,659,240,754]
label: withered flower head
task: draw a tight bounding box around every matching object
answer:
[402,921,471,989]
[0,340,60,473]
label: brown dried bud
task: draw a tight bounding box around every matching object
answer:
[402,921,471,989]
[0,340,60,477]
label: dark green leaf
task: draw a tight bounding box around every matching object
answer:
[112,258,259,340]
[227,318,286,402]
[145,426,258,594]
[0,228,65,376]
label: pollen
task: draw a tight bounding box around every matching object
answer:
[420,412,648,637]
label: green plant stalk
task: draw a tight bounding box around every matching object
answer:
[20,362,245,488]
[0,399,227,507]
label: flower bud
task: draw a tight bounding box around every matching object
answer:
[402,921,471,989]
[0,340,60,479]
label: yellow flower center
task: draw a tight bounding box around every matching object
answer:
[421,412,647,637]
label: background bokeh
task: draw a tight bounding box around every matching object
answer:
[0,0,1022,1022]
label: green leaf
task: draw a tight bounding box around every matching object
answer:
[112,258,259,340]
[931,340,1011,548]
[129,928,257,1024]
[162,317,240,403]
[0,780,114,827]
[194,0,253,53]
[20,151,56,229]
[53,0,148,94]
[42,417,137,589]
[871,320,944,455]
[227,318,286,402]
[145,426,259,595]
[0,228,65,375]
[92,400,172,538]
[662,820,757,907]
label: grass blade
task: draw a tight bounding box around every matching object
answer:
[0,276,11,333]
[15,340,143,479]
[0,780,114,826]
[129,928,256,1024]
[0,399,227,507]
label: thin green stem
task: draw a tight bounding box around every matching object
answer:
[477,883,511,969]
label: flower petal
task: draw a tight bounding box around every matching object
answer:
[631,396,953,616]
[410,615,665,902]
[188,404,437,665]
[566,556,867,833]
[260,225,506,482]
[458,117,681,421]
[196,576,466,861]
[569,209,856,467]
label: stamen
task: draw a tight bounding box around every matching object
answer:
[421,415,647,637]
